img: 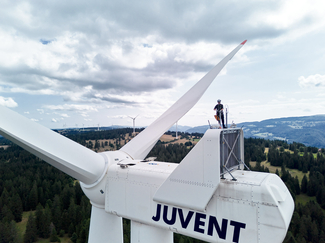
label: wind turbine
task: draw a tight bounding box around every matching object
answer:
[128,114,139,135]
[0,40,294,243]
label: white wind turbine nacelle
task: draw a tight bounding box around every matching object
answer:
[0,40,294,243]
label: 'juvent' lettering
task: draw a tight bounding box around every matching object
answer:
[152,204,246,243]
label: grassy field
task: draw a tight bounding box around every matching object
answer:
[250,160,309,185]
[261,161,309,183]
[16,211,31,242]
[295,194,316,205]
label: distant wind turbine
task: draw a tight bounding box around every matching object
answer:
[128,115,139,135]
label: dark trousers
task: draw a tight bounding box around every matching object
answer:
[217,111,225,128]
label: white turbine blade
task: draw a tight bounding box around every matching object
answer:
[121,40,247,160]
[0,105,106,185]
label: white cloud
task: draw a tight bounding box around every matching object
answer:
[0,96,18,107]
[0,0,294,107]
[80,113,90,117]
[37,109,44,114]
[1,0,325,129]
[298,74,325,88]
[44,104,98,112]
[108,115,128,119]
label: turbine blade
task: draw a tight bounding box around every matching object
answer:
[121,40,247,159]
[0,106,106,185]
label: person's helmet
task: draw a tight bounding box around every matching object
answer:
[217,99,221,102]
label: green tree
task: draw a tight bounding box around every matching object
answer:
[24,212,38,243]
[52,195,62,230]
[0,220,20,243]
[68,198,77,229]
[294,176,300,195]
[35,204,44,237]
[28,181,38,210]
[301,175,308,193]
[43,204,52,238]
[0,188,10,209]
[50,226,61,242]
[0,205,14,223]
[71,232,78,243]
[10,192,23,222]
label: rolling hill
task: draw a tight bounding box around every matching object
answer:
[186,115,325,148]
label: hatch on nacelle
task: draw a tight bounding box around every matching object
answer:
[218,128,246,180]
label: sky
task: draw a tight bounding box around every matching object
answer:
[1,0,325,130]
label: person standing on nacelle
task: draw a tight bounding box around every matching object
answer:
[214,99,226,128]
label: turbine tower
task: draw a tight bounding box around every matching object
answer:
[0,40,294,243]
[128,114,139,135]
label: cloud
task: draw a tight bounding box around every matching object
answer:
[37,109,44,114]
[40,39,56,45]
[0,96,18,107]
[298,74,325,88]
[108,115,128,119]
[43,104,98,112]
[1,0,319,107]
[1,0,325,129]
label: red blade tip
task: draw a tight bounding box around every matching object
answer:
[241,40,247,45]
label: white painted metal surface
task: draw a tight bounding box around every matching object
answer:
[131,221,173,243]
[106,157,294,243]
[88,206,123,243]
[0,105,106,185]
[153,129,222,211]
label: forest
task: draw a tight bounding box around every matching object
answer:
[0,128,325,242]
